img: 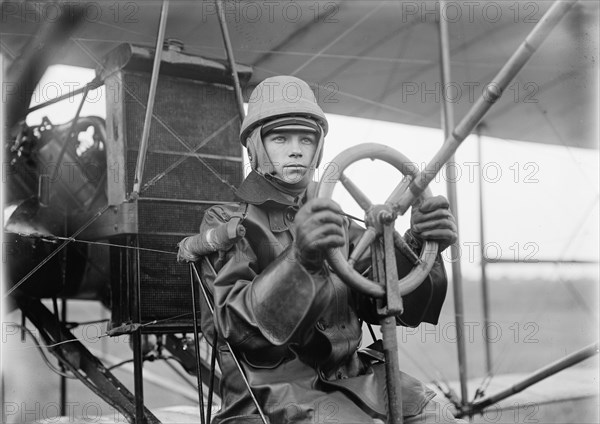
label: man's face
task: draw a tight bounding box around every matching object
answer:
[263,128,318,184]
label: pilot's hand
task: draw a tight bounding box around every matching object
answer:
[409,195,457,252]
[177,236,200,263]
[294,198,346,271]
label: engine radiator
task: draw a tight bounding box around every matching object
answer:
[97,44,249,332]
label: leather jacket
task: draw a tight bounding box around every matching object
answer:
[198,171,447,424]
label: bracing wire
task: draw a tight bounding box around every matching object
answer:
[4,204,111,298]
[5,209,368,265]
[10,325,78,379]
[35,233,177,256]
[7,313,193,352]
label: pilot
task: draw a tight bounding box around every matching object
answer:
[179,75,462,424]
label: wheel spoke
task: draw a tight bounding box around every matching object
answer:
[317,143,439,299]
[385,175,411,207]
[340,173,373,212]
[383,223,403,315]
[348,227,377,267]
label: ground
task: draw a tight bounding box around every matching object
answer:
[3,276,598,423]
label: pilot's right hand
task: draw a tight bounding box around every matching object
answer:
[294,198,346,271]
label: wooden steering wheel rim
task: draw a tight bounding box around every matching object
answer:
[316,143,438,298]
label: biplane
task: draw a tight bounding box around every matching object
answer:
[1,1,598,423]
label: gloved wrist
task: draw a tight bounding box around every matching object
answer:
[292,244,325,273]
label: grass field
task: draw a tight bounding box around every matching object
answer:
[3,275,598,423]
[394,276,599,383]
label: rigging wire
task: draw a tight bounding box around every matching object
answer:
[7,6,594,420]
[291,2,385,76]
[106,352,188,372]
[138,116,240,195]
[5,209,367,261]
[472,194,600,398]
[13,20,564,408]
[106,357,135,371]
[4,204,111,298]
[34,233,177,256]
[456,21,598,395]
[6,40,237,293]
[6,313,193,352]
[10,325,80,379]
[252,63,422,119]
[9,30,430,298]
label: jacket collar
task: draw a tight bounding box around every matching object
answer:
[236,171,302,207]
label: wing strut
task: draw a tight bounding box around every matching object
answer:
[131,0,170,196]
[382,0,579,418]
[391,0,579,214]
[128,2,170,422]
[189,266,207,424]
[464,342,599,417]
[215,0,246,121]
[476,126,494,378]
[410,0,580,418]
[437,0,469,408]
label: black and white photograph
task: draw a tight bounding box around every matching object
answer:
[1,1,598,423]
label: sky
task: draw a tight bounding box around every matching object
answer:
[22,64,600,283]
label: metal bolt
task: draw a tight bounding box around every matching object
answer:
[378,210,396,224]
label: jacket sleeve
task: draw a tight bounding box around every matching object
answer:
[200,206,334,354]
[347,220,448,327]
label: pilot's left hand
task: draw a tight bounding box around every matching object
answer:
[409,195,457,252]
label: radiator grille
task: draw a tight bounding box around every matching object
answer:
[123,72,241,156]
[125,150,240,202]
[106,57,245,331]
